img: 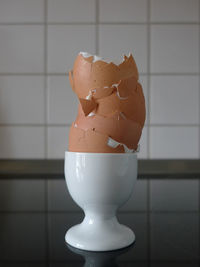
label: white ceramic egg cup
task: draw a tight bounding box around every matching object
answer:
[65,152,137,251]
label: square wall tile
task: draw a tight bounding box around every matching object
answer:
[47,0,95,23]
[150,179,199,211]
[47,25,96,73]
[0,0,44,23]
[99,0,147,22]
[150,76,199,124]
[150,0,199,22]
[150,126,199,159]
[0,179,45,211]
[47,76,78,124]
[0,76,45,124]
[0,126,45,159]
[47,126,69,159]
[0,26,44,73]
[138,126,148,159]
[120,179,147,211]
[99,25,147,73]
[150,25,199,73]
[0,214,45,261]
[47,180,81,212]
[150,213,199,260]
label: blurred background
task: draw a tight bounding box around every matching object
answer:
[0,0,199,160]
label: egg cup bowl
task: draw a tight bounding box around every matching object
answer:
[64,151,137,251]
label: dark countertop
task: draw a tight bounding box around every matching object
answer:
[0,211,199,266]
[1,159,200,179]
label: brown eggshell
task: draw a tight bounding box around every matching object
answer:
[96,93,119,117]
[69,70,74,90]
[68,52,146,153]
[121,83,146,127]
[68,124,124,153]
[79,98,97,116]
[71,53,139,99]
[117,75,137,98]
[96,87,145,127]
[118,54,139,80]
[75,112,141,150]
[91,86,114,99]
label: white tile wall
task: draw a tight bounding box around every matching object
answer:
[0,26,44,73]
[99,0,147,23]
[0,0,199,159]
[138,126,148,159]
[150,0,199,22]
[0,76,45,124]
[47,25,96,73]
[47,0,96,23]
[150,76,199,124]
[47,126,70,159]
[0,0,44,23]
[99,25,147,73]
[47,76,78,124]
[0,126,45,159]
[150,126,199,159]
[150,25,199,73]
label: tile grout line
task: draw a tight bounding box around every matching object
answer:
[147,0,151,265]
[44,0,49,266]
[95,0,99,55]
[198,0,200,267]
[0,22,199,26]
[0,72,199,76]
[146,1,151,160]
[199,0,200,160]
[44,0,48,159]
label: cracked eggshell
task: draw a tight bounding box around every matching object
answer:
[117,75,137,98]
[91,86,114,99]
[96,85,146,127]
[71,53,139,99]
[75,111,142,150]
[68,124,124,153]
[121,83,146,127]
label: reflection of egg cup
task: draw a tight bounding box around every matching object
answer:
[65,151,137,251]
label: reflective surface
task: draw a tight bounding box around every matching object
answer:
[0,211,199,266]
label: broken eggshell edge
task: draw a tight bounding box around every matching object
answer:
[68,52,146,153]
